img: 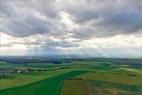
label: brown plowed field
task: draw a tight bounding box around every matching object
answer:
[61,79,91,95]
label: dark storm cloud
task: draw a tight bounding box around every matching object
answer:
[66,8,98,23]
[0,0,59,37]
[66,0,142,39]
[0,0,142,39]
[3,14,52,37]
[72,9,142,39]
[0,0,15,17]
[100,10,142,33]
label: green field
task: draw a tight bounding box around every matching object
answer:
[0,69,74,90]
[76,72,142,85]
[0,59,142,95]
[87,80,142,95]
[0,71,87,95]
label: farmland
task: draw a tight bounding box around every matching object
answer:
[61,79,91,95]
[0,58,142,95]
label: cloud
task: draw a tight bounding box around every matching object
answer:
[1,0,142,39]
[0,43,12,47]
[0,0,142,57]
[67,0,142,39]
[43,40,80,49]
[99,10,142,33]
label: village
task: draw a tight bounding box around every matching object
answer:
[0,67,47,77]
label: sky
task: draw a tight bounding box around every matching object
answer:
[0,0,142,58]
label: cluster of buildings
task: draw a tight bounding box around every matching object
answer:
[0,68,46,77]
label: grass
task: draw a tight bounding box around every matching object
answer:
[76,71,142,85]
[0,69,76,90]
[87,80,142,95]
[0,70,87,95]
[0,61,18,68]
[0,59,142,95]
